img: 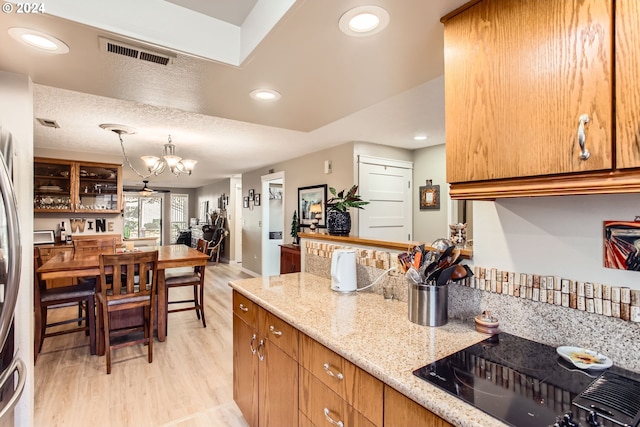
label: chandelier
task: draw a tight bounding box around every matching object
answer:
[100,124,197,179]
[141,135,197,176]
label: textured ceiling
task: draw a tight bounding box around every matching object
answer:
[0,0,468,188]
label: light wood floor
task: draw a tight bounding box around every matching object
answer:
[35,262,253,427]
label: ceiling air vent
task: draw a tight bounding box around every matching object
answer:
[99,37,175,66]
[36,118,60,128]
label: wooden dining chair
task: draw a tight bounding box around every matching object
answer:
[97,250,158,374]
[73,237,117,254]
[165,238,209,328]
[33,247,96,362]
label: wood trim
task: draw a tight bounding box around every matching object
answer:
[440,0,482,23]
[449,168,640,200]
[299,232,473,259]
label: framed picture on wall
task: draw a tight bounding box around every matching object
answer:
[248,189,255,201]
[298,184,327,227]
[243,196,249,208]
[254,193,261,206]
[419,183,440,210]
[604,220,640,271]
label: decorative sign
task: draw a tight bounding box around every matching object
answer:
[604,220,640,271]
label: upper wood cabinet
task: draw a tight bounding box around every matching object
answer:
[443,0,640,199]
[34,158,122,213]
[615,0,640,169]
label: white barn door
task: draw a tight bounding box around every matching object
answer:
[358,155,413,241]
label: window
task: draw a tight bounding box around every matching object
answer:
[170,194,189,244]
[123,193,163,243]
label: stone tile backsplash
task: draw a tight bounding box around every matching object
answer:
[303,241,640,372]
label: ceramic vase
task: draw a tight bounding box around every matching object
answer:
[327,211,351,236]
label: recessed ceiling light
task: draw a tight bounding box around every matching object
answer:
[8,27,69,54]
[414,135,428,141]
[339,6,390,37]
[250,89,281,101]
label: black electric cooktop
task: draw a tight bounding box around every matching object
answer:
[413,333,639,427]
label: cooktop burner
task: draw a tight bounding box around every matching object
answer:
[413,333,605,427]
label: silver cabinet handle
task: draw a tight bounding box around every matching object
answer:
[257,339,265,362]
[323,407,344,427]
[250,333,257,355]
[577,114,591,160]
[269,325,282,336]
[323,363,344,380]
[238,303,249,312]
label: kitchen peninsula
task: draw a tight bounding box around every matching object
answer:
[229,272,500,427]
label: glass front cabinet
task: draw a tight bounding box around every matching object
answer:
[34,158,122,213]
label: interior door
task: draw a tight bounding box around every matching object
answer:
[358,156,413,241]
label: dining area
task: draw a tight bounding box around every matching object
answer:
[34,237,210,374]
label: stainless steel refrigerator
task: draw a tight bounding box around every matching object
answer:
[0,126,25,424]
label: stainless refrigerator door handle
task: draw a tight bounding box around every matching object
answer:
[0,150,21,352]
[0,356,26,420]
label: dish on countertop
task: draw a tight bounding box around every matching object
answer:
[556,346,612,370]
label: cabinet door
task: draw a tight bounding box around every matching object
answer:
[76,162,122,212]
[34,159,73,212]
[444,0,613,183]
[233,314,258,427]
[258,339,298,427]
[383,386,452,427]
[615,0,640,169]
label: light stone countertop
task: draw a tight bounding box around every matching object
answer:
[229,272,508,427]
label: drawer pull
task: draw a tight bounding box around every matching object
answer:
[323,363,344,380]
[250,334,257,355]
[269,325,282,336]
[257,339,265,362]
[238,303,249,312]
[323,407,344,427]
[576,113,591,160]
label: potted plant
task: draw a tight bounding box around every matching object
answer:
[290,211,300,244]
[326,185,369,236]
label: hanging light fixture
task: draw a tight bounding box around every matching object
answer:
[100,124,197,179]
[140,135,197,176]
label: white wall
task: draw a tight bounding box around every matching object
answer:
[412,144,449,242]
[473,193,640,289]
[0,71,34,426]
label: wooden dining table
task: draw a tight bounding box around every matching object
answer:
[37,244,210,354]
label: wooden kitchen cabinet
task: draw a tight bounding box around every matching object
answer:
[442,0,640,199]
[34,158,122,213]
[615,0,640,169]
[299,334,383,427]
[232,291,298,427]
[280,244,301,274]
[383,386,453,427]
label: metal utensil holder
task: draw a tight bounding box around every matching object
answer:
[408,280,448,326]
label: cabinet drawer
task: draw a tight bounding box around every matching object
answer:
[232,291,258,327]
[300,368,378,427]
[299,334,383,426]
[259,308,298,361]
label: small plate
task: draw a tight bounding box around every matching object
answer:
[556,346,612,370]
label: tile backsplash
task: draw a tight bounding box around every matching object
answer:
[303,241,640,372]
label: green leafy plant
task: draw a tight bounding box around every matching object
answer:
[326,185,369,212]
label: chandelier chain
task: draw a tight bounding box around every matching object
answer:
[117,132,152,180]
